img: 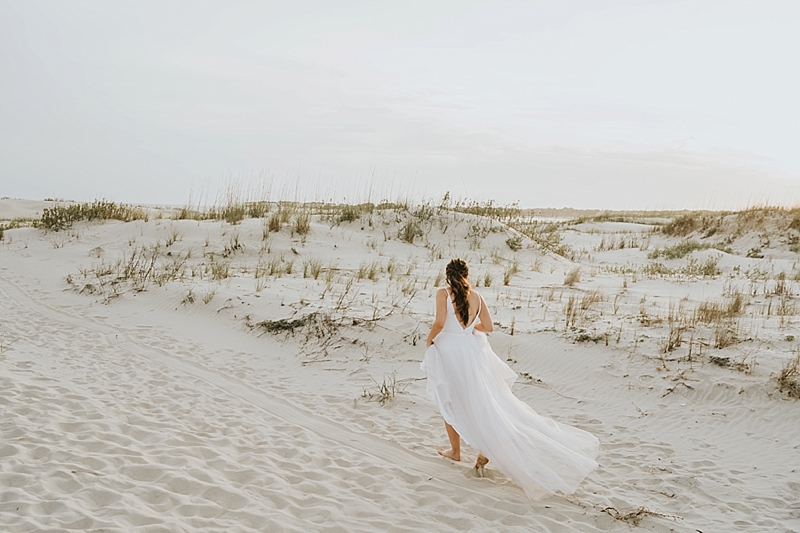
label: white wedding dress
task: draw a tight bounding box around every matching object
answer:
[420,290,599,500]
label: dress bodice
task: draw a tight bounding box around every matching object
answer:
[441,289,482,334]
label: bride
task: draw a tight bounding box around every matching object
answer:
[420,258,599,500]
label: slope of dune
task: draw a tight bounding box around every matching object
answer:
[1,200,799,532]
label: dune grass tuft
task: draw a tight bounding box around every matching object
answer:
[398,220,423,244]
[648,240,732,260]
[564,267,581,286]
[775,352,800,399]
[249,311,342,343]
[40,200,148,231]
[661,214,698,236]
[361,371,408,405]
[303,258,324,279]
[503,260,520,286]
[293,212,311,235]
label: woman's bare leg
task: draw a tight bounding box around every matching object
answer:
[437,421,461,461]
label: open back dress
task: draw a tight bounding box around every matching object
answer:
[420,288,599,500]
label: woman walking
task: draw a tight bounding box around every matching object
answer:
[420,258,599,500]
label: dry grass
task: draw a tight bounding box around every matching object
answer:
[445,197,575,256]
[303,258,324,280]
[661,214,699,236]
[264,255,293,277]
[249,311,340,342]
[563,294,578,330]
[202,288,217,304]
[266,211,281,232]
[358,260,381,281]
[776,296,798,317]
[293,212,311,235]
[503,260,520,286]
[511,220,572,257]
[564,267,581,286]
[181,287,196,305]
[713,318,740,349]
[398,220,423,244]
[361,371,409,405]
[506,235,523,251]
[67,244,189,300]
[40,200,148,231]
[695,294,747,323]
[657,207,800,257]
[775,351,800,399]
[593,233,650,251]
[336,204,361,223]
[164,226,183,247]
[662,301,689,353]
[222,232,244,257]
[208,258,231,280]
[580,290,604,310]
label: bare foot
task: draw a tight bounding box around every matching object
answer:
[475,454,489,477]
[437,448,461,461]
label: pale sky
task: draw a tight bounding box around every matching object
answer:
[2,0,799,209]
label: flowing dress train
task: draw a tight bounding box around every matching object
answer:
[420,290,599,500]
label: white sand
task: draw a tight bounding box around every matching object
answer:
[1,203,799,532]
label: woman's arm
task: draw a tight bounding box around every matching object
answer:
[473,293,494,333]
[426,288,448,347]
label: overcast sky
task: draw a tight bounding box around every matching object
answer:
[2,0,799,209]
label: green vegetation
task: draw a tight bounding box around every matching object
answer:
[648,239,732,260]
[338,204,361,223]
[570,210,685,225]
[40,200,148,231]
[506,235,523,251]
[643,257,720,278]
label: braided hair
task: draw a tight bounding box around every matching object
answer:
[445,258,471,326]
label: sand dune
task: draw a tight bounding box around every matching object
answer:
[1,201,799,532]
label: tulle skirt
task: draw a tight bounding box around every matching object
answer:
[420,330,599,500]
